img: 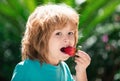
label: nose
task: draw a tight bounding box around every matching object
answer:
[63,35,70,43]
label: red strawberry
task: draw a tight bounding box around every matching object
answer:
[61,46,76,56]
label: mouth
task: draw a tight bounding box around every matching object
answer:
[60,47,66,53]
[60,46,76,57]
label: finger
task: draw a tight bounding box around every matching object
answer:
[75,57,91,68]
[75,53,91,66]
[76,50,91,61]
[75,56,87,64]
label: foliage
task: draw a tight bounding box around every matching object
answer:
[0,0,120,81]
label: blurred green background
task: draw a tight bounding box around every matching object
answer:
[0,0,120,81]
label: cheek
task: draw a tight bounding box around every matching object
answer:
[48,38,58,50]
[70,37,76,46]
[70,36,75,41]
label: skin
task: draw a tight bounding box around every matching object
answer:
[75,50,91,81]
[48,23,91,81]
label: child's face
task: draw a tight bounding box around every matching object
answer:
[48,23,76,65]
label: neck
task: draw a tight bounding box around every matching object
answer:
[48,58,60,66]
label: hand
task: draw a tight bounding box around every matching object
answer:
[74,50,91,73]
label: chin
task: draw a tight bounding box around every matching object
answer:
[62,56,70,61]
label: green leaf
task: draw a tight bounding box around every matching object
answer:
[22,0,37,13]
[78,0,120,44]
[79,0,108,29]
[0,2,18,18]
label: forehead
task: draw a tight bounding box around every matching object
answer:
[54,22,78,31]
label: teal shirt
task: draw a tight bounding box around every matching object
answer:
[11,59,75,81]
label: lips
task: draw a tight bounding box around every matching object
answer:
[60,46,76,57]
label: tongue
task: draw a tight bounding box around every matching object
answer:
[61,46,76,57]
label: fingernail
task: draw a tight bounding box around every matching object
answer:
[74,55,79,58]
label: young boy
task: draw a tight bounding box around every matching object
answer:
[11,4,91,81]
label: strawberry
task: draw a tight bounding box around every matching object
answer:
[61,46,76,57]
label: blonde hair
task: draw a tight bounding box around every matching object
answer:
[21,4,79,63]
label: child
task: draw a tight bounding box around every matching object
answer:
[11,4,91,81]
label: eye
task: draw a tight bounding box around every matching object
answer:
[68,32,74,35]
[55,32,62,36]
